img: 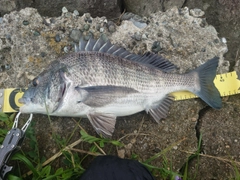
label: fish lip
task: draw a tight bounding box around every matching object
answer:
[18,97,25,104]
[18,97,30,105]
[18,87,36,105]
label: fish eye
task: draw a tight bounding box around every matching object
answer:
[32,78,38,86]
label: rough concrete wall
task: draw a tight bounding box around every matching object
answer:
[0,0,122,19]
[184,0,240,68]
[123,0,185,16]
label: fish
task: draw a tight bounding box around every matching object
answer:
[19,37,222,137]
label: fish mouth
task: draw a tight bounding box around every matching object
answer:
[18,96,33,108]
[18,97,27,104]
[18,87,36,105]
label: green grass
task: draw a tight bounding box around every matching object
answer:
[0,112,240,180]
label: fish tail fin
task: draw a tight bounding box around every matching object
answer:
[193,57,222,109]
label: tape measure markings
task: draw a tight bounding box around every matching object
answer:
[172,71,240,100]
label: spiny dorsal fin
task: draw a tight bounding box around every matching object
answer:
[75,37,176,72]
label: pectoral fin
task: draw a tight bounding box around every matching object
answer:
[76,85,138,107]
[87,112,116,138]
[148,95,174,123]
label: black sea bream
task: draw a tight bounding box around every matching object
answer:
[19,37,222,137]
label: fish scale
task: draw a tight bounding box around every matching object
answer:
[66,52,165,91]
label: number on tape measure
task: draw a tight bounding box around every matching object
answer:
[171,71,240,101]
[214,71,240,97]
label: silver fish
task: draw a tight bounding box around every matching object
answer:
[19,37,222,137]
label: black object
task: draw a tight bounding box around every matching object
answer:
[0,113,32,180]
[79,155,155,180]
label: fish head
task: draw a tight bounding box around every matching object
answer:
[19,65,66,114]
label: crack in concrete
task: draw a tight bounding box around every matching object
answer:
[179,105,211,174]
[195,105,212,154]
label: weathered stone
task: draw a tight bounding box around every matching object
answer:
[0,0,16,16]
[70,29,82,42]
[183,0,240,67]
[123,0,185,16]
[0,0,122,19]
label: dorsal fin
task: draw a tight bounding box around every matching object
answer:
[75,37,176,72]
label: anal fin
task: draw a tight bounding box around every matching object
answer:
[87,112,116,138]
[148,95,174,123]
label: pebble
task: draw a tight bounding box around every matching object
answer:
[151,41,162,53]
[5,34,11,39]
[103,19,108,23]
[40,52,46,57]
[22,20,29,26]
[221,37,227,44]
[130,18,147,29]
[141,33,147,40]
[85,13,91,19]
[65,12,72,18]
[73,10,79,16]
[84,32,93,41]
[173,146,178,150]
[70,29,81,42]
[87,19,92,23]
[117,149,125,159]
[0,17,3,24]
[44,18,51,25]
[83,24,90,31]
[0,64,11,71]
[190,8,205,17]
[121,12,147,29]
[100,27,104,33]
[225,145,230,148]
[108,25,115,32]
[213,38,220,44]
[33,30,40,36]
[84,13,92,23]
[162,20,167,25]
[55,34,61,42]
[63,46,69,53]
[200,19,207,27]
[50,18,56,24]
[62,7,68,14]
[100,33,108,42]
[179,7,189,16]
[95,24,101,31]
[133,32,141,41]
[4,64,10,70]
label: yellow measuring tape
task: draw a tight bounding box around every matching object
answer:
[171,71,240,100]
[0,71,239,113]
